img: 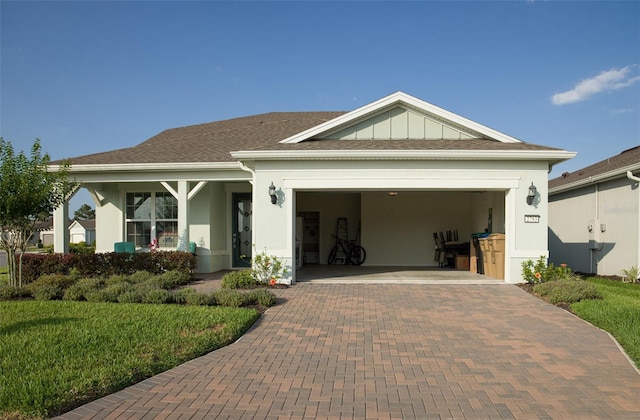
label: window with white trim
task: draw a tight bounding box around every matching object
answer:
[125,192,178,248]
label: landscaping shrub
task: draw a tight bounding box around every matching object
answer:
[29,274,77,291]
[142,288,173,304]
[85,288,119,303]
[0,284,29,300]
[246,288,277,307]
[32,284,63,301]
[128,270,153,284]
[533,278,602,304]
[151,270,190,289]
[213,289,247,307]
[621,265,640,284]
[221,270,256,289]
[69,242,95,255]
[63,278,105,301]
[18,251,196,283]
[180,290,214,306]
[117,290,144,304]
[104,274,130,286]
[522,256,573,284]
[173,288,197,304]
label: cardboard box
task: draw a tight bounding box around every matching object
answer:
[469,256,478,273]
[456,255,470,270]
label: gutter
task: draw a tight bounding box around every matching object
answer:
[627,170,640,183]
[549,163,640,195]
[231,149,576,162]
[628,171,640,275]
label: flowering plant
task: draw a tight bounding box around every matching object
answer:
[250,249,289,285]
[149,238,159,252]
[522,257,574,284]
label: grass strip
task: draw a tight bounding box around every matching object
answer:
[571,278,640,368]
[0,300,260,419]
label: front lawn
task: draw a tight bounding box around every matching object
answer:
[571,277,640,368]
[0,300,260,419]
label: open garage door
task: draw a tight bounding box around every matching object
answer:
[295,190,505,273]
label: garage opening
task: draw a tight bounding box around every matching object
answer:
[295,190,506,278]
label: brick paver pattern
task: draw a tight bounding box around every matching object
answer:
[58,284,640,419]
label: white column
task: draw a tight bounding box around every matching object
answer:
[53,202,69,253]
[177,181,189,251]
[285,187,295,284]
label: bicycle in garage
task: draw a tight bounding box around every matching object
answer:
[327,234,366,266]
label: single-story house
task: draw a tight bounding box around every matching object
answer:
[69,219,96,244]
[50,92,575,283]
[549,146,640,276]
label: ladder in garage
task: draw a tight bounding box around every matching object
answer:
[334,217,348,264]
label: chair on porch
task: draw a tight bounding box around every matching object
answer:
[114,241,135,254]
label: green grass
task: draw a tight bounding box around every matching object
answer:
[0,300,260,419]
[571,278,640,368]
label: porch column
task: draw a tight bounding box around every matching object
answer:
[53,202,69,253]
[177,181,189,251]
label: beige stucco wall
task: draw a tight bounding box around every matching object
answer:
[549,176,639,276]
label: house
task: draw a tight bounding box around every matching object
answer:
[549,146,640,276]
[69,219,96,244]
[50,92,575,283]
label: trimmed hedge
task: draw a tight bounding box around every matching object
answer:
[17,251,196,284]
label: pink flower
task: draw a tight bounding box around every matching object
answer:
[269,278,276,286]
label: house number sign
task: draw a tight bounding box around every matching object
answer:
[524,215,540,223]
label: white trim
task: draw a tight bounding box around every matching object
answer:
[283,177,520,190]
[188,181,208,200]
[51,162,243,173]
[232,149,576,162]
[549,163,640,194]
[279,92,524,144]
[160,181,179,199]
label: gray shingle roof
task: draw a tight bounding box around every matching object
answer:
[62,111,563,166]
[549,145,640,189]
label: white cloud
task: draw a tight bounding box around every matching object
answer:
[551,66,640,105]
[610,108,634,115]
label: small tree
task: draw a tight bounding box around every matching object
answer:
[73,203,95,221]
[0,138,74,287]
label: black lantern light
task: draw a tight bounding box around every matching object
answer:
[269,182,277,204]
[527,182,537,205]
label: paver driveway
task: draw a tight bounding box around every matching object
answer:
[58,283,640,419]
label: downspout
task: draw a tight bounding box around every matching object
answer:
[237,161,256,185]
[627,171,640,272]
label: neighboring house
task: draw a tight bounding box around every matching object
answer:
[69,219,96,244]
[549,146,640,276]
[49,92,575,283]
[36,217,55,246]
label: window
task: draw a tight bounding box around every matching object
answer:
[125,192,178,248]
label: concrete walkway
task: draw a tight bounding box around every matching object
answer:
[57,282,640,419]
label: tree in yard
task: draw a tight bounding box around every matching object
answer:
[0,138,75,287]
[73,203,95,221]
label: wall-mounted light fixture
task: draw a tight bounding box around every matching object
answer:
[388,192,398,196]
[269,182,277,204]
[526,182,537,205]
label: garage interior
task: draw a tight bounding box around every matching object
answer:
[295,190,506,279]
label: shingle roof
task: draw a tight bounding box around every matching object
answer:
[62,111,563,166]
[75,219,96,230]
[249,138,561,152]
[65,112,346,165]
[549,145,640,189]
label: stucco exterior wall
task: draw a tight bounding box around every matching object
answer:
[550,177,639,276]
[252,159,549,283]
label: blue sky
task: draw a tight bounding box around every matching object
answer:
[2,1,639,211]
